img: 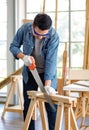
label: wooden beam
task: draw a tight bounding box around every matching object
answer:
[55,0,58,30]
[27,91,77,104]
[22,19,33,23]
[0,67,22,89]
[62,42,67,86]
[43,0,46,13]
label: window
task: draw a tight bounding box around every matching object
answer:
[26,0,86,77]
[0,0,7,93]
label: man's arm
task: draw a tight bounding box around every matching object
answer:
[45,80,51,86]
[17,52,25,59]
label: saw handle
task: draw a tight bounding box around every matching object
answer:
[28,56,36,70]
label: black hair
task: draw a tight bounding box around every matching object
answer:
[33,13,52,30]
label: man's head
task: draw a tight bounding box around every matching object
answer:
[33,13,52,30]
[32,13,52,39]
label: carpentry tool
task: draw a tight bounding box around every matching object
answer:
[28,57,56,111]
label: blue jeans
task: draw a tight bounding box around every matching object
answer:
[23,71,57,130]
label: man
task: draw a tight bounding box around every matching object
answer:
[10,13,59,130]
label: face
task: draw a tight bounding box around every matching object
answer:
[32,26,49,39]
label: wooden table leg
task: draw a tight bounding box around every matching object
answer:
[80,95,86,127]
[70,106,78,130]
[2,81,15,118]
[39,101,48,130]
[22,98,37,130]
[55,103,64,130]
[65,104,71,130]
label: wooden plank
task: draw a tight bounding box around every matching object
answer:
[39,101,48,130]
[0,67,22,89]
[22,19,33,23]
[54,103,64,130]
[62,42,67,86]
[55,0,58,30]
[22,99,37,130]
[70,107,78,130]
[64,105,71,130]
[63,84,89,92]
[57,78,64,94]
[27,91,77,104]
[73,81,89,88]
[83,0,89,69]
[42,0,46,13]
[5,106,23,113]
[67,70,89,80]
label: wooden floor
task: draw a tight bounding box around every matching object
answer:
[0,104,23,130]
[0,104,89,130]
[0,104,42,130]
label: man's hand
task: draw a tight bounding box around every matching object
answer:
[45,86,56,95]
[23,55,34,66]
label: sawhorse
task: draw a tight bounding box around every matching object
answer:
[2,75,24,118]
[22,91,78,130]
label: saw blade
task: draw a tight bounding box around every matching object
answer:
[30,68,56,111]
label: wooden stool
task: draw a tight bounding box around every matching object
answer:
[2,75,24,118]
[22,91,78,130]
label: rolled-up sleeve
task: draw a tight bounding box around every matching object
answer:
[9,25,25,59]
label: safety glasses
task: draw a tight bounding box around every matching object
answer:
[33,29,49,37]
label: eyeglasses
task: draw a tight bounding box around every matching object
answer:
[33,29,49,37]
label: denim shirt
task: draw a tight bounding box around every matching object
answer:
[9,23,59,89]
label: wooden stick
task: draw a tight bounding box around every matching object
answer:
[22,98,37,130]
[55,0,58,30]
[43,0,46,13]
[58,43,67,94]
[0,67,22,89]
[62,42,67,86]
[55,103,64,130]
[22,19,33,23]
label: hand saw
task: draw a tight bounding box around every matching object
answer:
[28,57,56,111]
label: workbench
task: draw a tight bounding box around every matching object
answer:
[63,81,89,128]
[22,91,78,130]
